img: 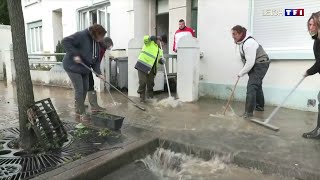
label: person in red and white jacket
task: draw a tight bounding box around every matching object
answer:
[173,19,195,52]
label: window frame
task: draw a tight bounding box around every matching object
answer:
[27,21,43,53]
[77,2,110,36]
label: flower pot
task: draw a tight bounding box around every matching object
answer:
[91,112,124,130]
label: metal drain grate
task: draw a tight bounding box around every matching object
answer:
[0,122,117,180]
[27,98,68,150]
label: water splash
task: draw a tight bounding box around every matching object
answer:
[137,148,294,180]
[156,97,182,108]
[209,105,238,120]
[106,102,122,107]
[138,148,230,180]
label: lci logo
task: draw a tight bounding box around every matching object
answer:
[262,9,304,16]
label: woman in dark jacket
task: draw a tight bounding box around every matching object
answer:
[62,24,106,122]
[303,11,320,139]
[87,37,113,112]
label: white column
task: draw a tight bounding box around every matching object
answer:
[177,36,200,102]
[128,38,143,97]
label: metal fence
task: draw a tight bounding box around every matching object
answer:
[163,54,177,78]
[28,53,65,65]
[28,53,178,78]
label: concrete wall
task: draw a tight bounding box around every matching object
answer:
[0,25,12,51]
[197,0,320,111]
[0,25,12,80]
[30,64,72,88]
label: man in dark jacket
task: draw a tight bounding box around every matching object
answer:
[302,11,320,139]
[63,24,106,122]
[87,37,113,112]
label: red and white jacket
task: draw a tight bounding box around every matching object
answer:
[173,26,195,52]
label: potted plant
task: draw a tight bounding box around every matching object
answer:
[91,112,124,131]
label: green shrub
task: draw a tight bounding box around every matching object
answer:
[55,40,65,62]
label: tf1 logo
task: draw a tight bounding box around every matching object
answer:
[285,9,304,16]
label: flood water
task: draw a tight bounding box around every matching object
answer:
[102,148,295,180]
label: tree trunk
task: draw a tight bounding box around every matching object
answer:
[7,0,35,149]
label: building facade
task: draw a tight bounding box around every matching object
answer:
[21,0,320,111]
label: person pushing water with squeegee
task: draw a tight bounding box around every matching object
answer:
[302,11,320,139]
[231,25,271,119]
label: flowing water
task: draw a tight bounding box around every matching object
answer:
[135,148,295,180]
[155,97,182,108]
[209,105,239,120]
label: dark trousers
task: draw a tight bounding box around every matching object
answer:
[67,72,89,114]
[245,63,270,114]
[137,67,156,96]
[88,72,95,91]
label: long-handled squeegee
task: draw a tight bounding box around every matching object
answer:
[250,77,305,131]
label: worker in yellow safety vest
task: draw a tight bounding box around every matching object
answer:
[135,35,166,102]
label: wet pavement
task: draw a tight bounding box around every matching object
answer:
[1,81,320,179]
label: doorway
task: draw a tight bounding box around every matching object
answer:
[156,13,169,54]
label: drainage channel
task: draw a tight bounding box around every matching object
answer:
[101,140,295,180]
[60,137,313,180]
[0,123,125,180]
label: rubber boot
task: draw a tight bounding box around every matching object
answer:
[242,94,255,119]
[302,105,320,139]
[140,92,146,103]
[148,91,154,99]
[88,90,105,112]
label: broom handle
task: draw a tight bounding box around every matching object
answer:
[159,42,171,97]
[223,77,240,115]
[264,77,305,123]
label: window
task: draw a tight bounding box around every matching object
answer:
[27,21,43,53]
[78,4,110,36]
[251,0,320,59]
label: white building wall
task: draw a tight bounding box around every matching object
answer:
[109,0,132,50]
[0,25,12,51]
[22,0,131,53]
[0,25,12,80]
[197,0,320,111]
[22,0,89,53]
